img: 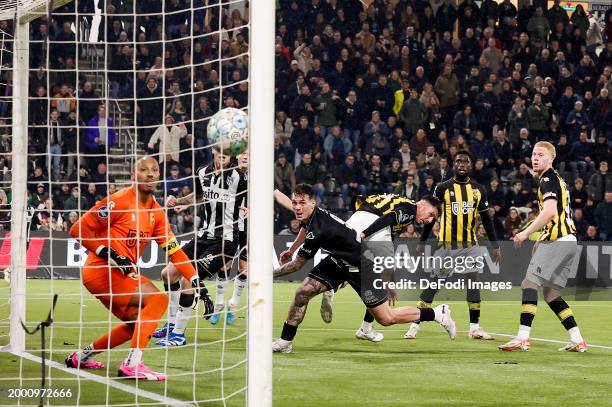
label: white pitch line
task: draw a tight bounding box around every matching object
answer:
[14,351,195,406]
[488,332,612,350]
[294,328,612,350]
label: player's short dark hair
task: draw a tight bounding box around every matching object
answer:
[293,183,316,200]
[420,195,441,214]
[455,150,474,163]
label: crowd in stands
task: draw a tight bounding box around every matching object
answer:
[273,0,612,241]
[0,0,609,242]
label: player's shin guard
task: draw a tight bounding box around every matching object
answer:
[173,293,195,335]
[467,287,481,330]
[518,288,538,339]
[229,274,247,310]
[547,296,584,343]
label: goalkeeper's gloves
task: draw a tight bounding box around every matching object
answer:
[96,246,136,275]
[192,277,214,319]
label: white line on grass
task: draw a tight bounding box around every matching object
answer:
[14,351,195,406]
[295,328,612,350]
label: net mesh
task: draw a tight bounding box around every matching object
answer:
[1,0,251,404]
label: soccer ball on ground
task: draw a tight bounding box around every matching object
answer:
[207,107,249,156]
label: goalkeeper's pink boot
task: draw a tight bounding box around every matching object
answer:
[118,362,167,381]
[65,352,105,369]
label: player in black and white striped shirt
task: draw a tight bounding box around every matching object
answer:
[154,148,247,346]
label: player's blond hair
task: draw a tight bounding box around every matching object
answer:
[534,141,556,160]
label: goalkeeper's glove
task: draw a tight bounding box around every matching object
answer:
[195,279,214,320]
[96,246,136,275]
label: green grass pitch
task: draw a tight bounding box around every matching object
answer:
[1,280,612,406]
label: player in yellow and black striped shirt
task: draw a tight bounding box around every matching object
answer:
[499,141,586,352]
[406,151,501,341]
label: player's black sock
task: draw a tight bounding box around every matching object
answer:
[281,322,298,341]
[467,287,481,324]
[237,273,247,281]
[179,293,195,308]
[418,308,435,321]
[547,297,577,330]
[363,310,374,323]
[163,281,181,293]
[413,296,435,325]
[520,288,538,327]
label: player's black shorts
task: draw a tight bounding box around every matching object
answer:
[238,230,247,261]
[308,256,388,308]
[181,236,238,278]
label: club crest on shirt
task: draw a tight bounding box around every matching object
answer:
[306,232,315,239]
[98,206,109,218]
[150,213,155,225]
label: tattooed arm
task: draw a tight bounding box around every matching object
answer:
[275,255,307,277]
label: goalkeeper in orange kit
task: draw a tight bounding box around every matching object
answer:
[65,156,213,381]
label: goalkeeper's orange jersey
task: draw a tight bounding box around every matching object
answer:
[71,186,181,268]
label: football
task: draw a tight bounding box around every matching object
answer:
[207,107,249,156]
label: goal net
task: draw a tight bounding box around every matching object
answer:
[0,0,273,405]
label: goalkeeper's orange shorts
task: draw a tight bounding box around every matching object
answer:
[82,266,152,320]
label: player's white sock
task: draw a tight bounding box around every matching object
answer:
[469,323,480,331]
[124,348,143,367]
[277,338,292,346]
[517,325,531,340]
[215,275,228,310]
[79,344,95,361]
[360,321,373,333]
[568,327,584,343]
[173,306,192,335]
[169,288,180,323]
[229,275,247,309]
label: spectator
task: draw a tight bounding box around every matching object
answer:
[294,153,326,204]
[47,110,63,181]
[335,154,366,207]
[527,93,550,140]
[399,89,428,136]
[50,84,76,119]
[507,97,528,142]
[28,166,47,194]
[569,131,596,179]
[573,207,589,239]
[323,126,352,167]
[570,178,588,209]
[279,218,302,236]
[566,100,591,142]
[592,133,611,166]
[594,191,612,240]
[362,110,390,155]
[274,153,295,197]
[395,172,419,200]
[147,115,188,165]
[474,82,498,135]
[315,81,342,138]
[86,105,117,167]
[90,162,115,197]
[166,165,188,197]
[275,111,294,146]
[78,81,100,123]
[419,175,436,197]
[472,159,495,186]
[434,64,460,128]
[583,225,602,241]
[64,186,89,213]
[471,130,493,165]
[341,89,366,149]
[505,207,522,238]
[431,156,452,184]
[290,115,319,167]
[290,84,316,125]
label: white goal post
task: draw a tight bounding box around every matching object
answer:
[4,0,275,405]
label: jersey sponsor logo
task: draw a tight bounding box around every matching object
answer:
[542,191,557,199]
[131,213,136,222]
[451,201,475,215]
[542,177,550,182]
[126,229,150,248]
[201,187,232,202]
[305,232,315,239]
